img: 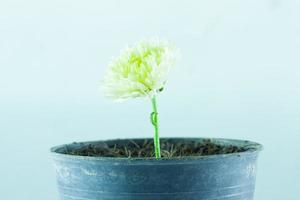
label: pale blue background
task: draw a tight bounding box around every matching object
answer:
[0,0,299,199]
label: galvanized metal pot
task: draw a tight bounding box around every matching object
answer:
[51,138,262,200]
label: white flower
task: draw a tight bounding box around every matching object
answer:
[102,39,179,101]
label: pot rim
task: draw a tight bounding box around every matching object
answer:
[50,137,263,161]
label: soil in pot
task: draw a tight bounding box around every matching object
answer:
[60,138,255,158]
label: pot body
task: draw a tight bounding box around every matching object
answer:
[51,138,262,200]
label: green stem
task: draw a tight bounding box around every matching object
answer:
[151,96,161,159]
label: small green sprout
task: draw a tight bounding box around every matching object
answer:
[102,38,179,159]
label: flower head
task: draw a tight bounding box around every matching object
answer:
[102,39,179,101]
